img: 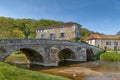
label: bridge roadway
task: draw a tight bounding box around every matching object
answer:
[0,39,104,66]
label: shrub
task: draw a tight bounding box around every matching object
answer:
[100,51,120,62]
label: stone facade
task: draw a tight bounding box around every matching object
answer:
[36,22,81,40]
[0,39,104,66]
[86,34,120,50]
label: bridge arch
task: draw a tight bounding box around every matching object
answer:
[4,47,44,63]
[57,48,76,61]
[86,48,94,60]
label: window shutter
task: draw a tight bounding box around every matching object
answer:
[64,33,66,37]
[54,34,56,39]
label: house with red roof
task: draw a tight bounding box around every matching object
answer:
[86,34,120,50]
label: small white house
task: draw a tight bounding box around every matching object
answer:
[86,34,120,50]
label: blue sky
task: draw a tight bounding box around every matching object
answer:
[0,0,120,34]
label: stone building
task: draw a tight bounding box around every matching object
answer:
[36,22,81,40]
[86,34,120,50]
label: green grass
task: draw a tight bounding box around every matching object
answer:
[100,51,120,61]
[5,53,29,63]
[0,62,71,80]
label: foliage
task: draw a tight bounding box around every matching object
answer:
[58,50,73,60]
[11,29,25,38]
[0,62,70,80]
[81,27,94,40]
[93,51,104,60]
[116,31,120,35]
[0,17,63,39]
[100,51,120,61]
[13,50,21,54]
[0,16,97,40]
[71,37,80,42]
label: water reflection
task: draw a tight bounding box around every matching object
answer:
[5,61,120,80]
[93,61,120,72]
[83,61,120,80]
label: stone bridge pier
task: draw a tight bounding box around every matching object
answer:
[0,39,104,66]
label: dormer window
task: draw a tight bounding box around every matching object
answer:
[36,30,40,33]
[41,29,44,32]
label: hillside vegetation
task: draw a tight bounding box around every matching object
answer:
[0,62,70,80]
[0,16,94,40]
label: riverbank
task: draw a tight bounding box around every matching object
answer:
[0,62,70,80]
[35,61,120,80]
[36,61,103,80]
[5,53,29,63]
[100,51,120,61]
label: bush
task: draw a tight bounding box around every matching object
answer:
[100,51,120,61]
[93,52,101,60]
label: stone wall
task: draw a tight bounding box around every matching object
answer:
[0,39,103,66]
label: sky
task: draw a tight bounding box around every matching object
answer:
[0,0,120,35]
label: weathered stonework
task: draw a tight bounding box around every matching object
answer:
[0,39,104,66]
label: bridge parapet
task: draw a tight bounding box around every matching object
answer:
[0,39,84,46]
[86,44,104,55]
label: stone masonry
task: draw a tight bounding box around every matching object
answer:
[0,39,104,66]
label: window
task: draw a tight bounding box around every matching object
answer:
[41,29,44,32]
[49,34,55,39]
[106,41,111,46]
[41,34,45,39]
[114,42,118,46]
[60,26,64,29]
[36,30,40,33]
[59,33,65,38]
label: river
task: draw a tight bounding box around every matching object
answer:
[5,54,120,80]
[30,61,120,80]
[79,61,120,80]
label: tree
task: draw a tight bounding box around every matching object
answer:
[0,16,97,40]
[10,29,25,38]
[116,31,120,35]
[81,28,94,40]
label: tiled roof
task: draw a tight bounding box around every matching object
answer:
[100,35,118,39]
[87,34,120,40]
[86,34,101,40]
[36,22,81,30]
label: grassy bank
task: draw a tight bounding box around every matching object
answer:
[0,62,70,80]
[5,53,29,63]
[100,51,120,61]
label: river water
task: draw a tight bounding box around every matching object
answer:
[80,61,120,80]
[30,61,120,80]
[5,54,120,80]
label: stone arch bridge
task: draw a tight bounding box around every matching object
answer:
[0,39,104,66]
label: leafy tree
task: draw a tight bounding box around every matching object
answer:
[10,29,25,38]
[81,28,94,40]
[0,16,96,40]
[116,31,120,35]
